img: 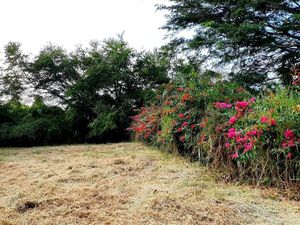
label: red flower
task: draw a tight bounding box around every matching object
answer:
[236,135,247,144]
[225,143,231,148]
[229,116,237,125]
[284,129,294,140]
[246,129,258,137]
[260,116,268,124]
[181,93,191,102]
[177,127,183,132]
[288,140,296,147]
[182,121,189,127]
[282,140,295,148]
[191,124,196,129]
[179,113,185,119]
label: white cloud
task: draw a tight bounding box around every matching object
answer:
[0,0,168,54]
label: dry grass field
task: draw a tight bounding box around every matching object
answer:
[0,143,300,225]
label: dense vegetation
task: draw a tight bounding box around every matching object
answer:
[128,69,300,186]
[0,38,169,146]
[158,0,300,86]
[0,0,299,188]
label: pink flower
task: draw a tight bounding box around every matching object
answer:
[244,142,253,153]
[179,113,185,119]
[284,129,294,140]
[177,127,183,132]
[229,116,237,125]
[249,97,256,103]
[236,136,247,144]
[235,101,249,111]
[182,122,189,127]
[215,126,222,133]
[177,87,184,92]
[229,128,236,132]
[287,140,296,147]
[260,116,268,124]
[214,102,232,109]
[286,152,293,160]
[191,124,196,129]
[282,142,288,148]
[225,143,231,148]
[246,129,257,137]
[230,152,239,159]
[179,135,185,142]
[227,128,237,139]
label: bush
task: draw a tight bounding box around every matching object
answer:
[0,99,71,147]
[128,71,300,186]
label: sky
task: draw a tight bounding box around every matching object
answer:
[0,0,169,56]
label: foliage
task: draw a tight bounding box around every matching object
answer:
[158,0,300,86]
[1,42,27,102]
[0,97,70,147]
[0,38,170,146]
[129,70,300,185]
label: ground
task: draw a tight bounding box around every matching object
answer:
[0,143,299,225]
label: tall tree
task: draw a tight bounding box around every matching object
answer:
[67,38,170,141]
[1,42,27,102]
[158,0,300,85]
[28,45,80,104]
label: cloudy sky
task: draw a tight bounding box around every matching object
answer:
[0,0,169,55]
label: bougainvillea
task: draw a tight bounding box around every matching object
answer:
[128,70,300,186]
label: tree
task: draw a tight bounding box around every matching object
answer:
[27,45,80,104]
[158,0,300,85]
[1,42,27,102]
[67,38,170,141]
[0,38,170,145]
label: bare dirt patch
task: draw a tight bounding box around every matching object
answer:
[0,143,299,225]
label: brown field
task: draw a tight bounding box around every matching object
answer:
[0,143,299,225]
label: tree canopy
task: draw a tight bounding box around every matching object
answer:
[0,38,170,145]
[158,0,300,85]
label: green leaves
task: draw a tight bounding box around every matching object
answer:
[159,0,300,86]
[89,111,117,137]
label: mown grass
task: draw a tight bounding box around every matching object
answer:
[0,143,300,225]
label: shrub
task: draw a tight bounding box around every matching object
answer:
[129,71,300,186]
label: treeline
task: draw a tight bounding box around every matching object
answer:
[0,38,170,146]
[1,0,299,149]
